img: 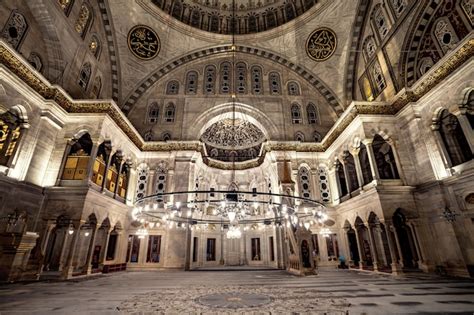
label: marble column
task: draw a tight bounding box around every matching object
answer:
[387,138,405,182]
[373,223,388,266]
[351,148,365,190]
[61,224,82,279]
[84,226,99,275]
[384,222,403,274]
[55,139,74,185]
[362,139,380,182]
[366,224,378,271]
[354,227,365,269]
[86,141,100,183]
[430,124,454,169]
[455,111,474,153]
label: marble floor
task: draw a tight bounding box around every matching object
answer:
[0,268,474,314]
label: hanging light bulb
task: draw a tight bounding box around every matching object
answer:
[187,210,192,217]
[228,210,236,222]
[68,229,74,235]
[176,201,181,209]
[149,222,155,228]
[304,222,310,230]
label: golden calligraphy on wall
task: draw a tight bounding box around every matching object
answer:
[306,27,337,62]
[127,25,160,60]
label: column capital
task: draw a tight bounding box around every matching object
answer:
[361,138,373,146]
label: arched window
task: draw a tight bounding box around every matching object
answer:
[204,65,216,94]
[372,4,389,40]
[313,131,321,142]
[186,71,198,94]
[162,132,171,141]
[318,166,331,203]
[418,57,434,77]
[437,109,472,167]
[0,108,27,167]
[389,0,407,18]
[91,141,111,186]
[372,135,400,179]
[307,103,318,124]
[298,167,311,198]
[155,166,167,201]
[466,91,474,129]
[27,52,43,72]
[144,130,153,141]
[164,103,175,123]
[171,0,183,19]
[209,15,219,32]
[166,80,179,95]
[75,2,93,38]
[1,11,28,50]
[363,36,376,61]
[235,62,247,94]
[135,165,148,200]
[248,15,257,33]
[220,62,232,94]
[358,143,373,185]
[287,81,300,96]
[285,3,296,20]
[371,61,386,94]
[58,0,75,16]
[433,18,459,54]
[91,75,101,99]
[251,66,263,95]
[88,35,101,59]
[295,131,304,142]
[78,62,92,90]
[335,160,348,197]
[190,9,201,27]
[291,103,302,124]
[265,10,277,29]
[269,72,281,95]
[148,102,159,124]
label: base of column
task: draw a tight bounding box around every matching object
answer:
[61,266,74,280]
[373,262,379,272]
[390,262,403,275]
[359,261,366,270]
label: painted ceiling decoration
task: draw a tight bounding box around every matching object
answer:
[306,27,337,62]
[127,25,160,60]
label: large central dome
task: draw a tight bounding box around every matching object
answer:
[151,0,324,35]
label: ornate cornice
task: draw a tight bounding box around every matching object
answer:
[0,38,472,168]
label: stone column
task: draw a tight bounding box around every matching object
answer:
[58,229,70,271]
[455,111,474,153]
[184,221,192,271]
[362,139,380,182]
[55,139,74,185]
[342,227,353,266]
[351,148,365,190]
[99,228,111,268]
[84,226,99,275]
[373,223,388,266]
[366,224,378,271]
[384,222,403,274]
[430,124,454,169]
[387,138,405,182]
[61,224,82,279]
[340,157,351,196]
[113,155,124,198]
[354,226,365,269]
[407,223,422,267]
[100,146,113,191]
[328,164,340,204]
[86,141,100,183]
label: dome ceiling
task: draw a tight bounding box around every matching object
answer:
[201,118,265,162]
[151,0,325,35]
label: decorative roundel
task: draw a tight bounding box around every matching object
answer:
[127,25,160,60]
[306,27,337,62]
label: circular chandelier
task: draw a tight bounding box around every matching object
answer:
[132,190,329,239]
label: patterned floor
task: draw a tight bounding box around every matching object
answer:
[0,268,473,314]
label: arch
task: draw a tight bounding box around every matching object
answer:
[203,65,216,94]
[268,71,281,95]
[78,62,92,90]
[147,102,159,124]
[313,131,321,142]
[164,102,175,123]
[354,216,373,266]
[27,52,43,72]
[343,151,359,193]
[60,132,92,180]
[435,109,472,166]
[91,140,111,187]
[88,34,101,59]
[219,61,232,94]
[75,1,93,39]
[392,208,418,268]
[185,70,198,94]
[291,103,302,124]
[317,166,330,203]
[372,135,399,179]
[162,132,171,141]
[235,62,247,94]
[307,103,318,124]
[0,106,29,167]
[358,143,373,185]
[135,163,148,200]
[166,80,180,95]
[287,81,300,96]
[294,131,304,142]
[251,65,263,95]
[335,159,348,197]
[121,46,342,115]
[388,0,408,18]
[363,36,376,61]
[298,166,311,198]
[144,130,153,141]
[344,220,360,266]
[371,3,389,41]
[58,0,75,16]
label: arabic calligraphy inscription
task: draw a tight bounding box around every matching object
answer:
[306,28,337,62]
[128,25,160,60]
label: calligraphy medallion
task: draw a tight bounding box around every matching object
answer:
[306,27,337,62]
[128,25,160,60]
